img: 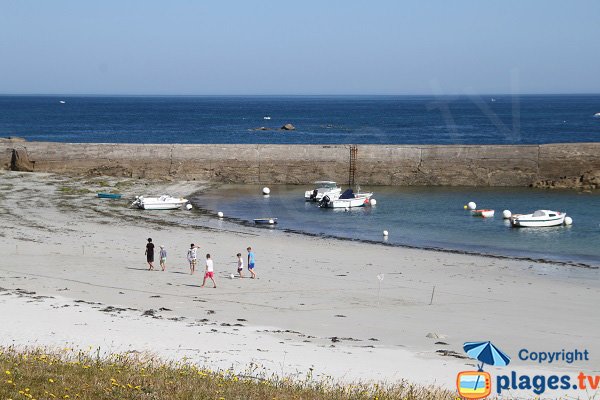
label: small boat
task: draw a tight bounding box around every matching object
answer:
[319,188,373,209]
[594,112,600,118]
[59,100,66,104]
[263,116,271,120]
[97,192,122,199]
[510,210,566,227]
[471,209,495,218]
[254,218,277,225]
[131,195,188,210]
[304,181,342,202]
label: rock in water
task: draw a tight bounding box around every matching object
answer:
[280,123,295,131]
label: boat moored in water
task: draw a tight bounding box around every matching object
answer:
[304,181,342,202]
[471,209,495,218]
[319,188,373,209]
[131,195,189,210]
[254,218,277,225]
[510,210,566,227]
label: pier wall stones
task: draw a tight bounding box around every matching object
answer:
[2,139,600,189]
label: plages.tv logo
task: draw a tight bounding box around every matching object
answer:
[456,341,511,399]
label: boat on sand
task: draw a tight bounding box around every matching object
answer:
[131,195,188,210]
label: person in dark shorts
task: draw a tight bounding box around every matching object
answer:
[145,238,155,270]
[247,246,256,279]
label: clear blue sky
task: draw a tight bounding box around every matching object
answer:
[1,0,599,95]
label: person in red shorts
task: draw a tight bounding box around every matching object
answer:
[200,253,216,288]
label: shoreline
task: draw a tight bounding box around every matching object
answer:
[1,171,599,397]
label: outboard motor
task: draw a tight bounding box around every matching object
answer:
[319,195,330,208]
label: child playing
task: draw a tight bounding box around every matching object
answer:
[236,253,244,278]
[201,253,217,288]
[247,246,256,279]
[159,245,167,271]
[187,244,198,274]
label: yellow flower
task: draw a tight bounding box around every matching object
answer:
[5,370,10,375]
[48,378,55,383]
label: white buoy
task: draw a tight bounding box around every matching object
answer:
[502,210,512,219]
[268,219,274,224]
[186,204,193,210]
[564,216,573,226]
[370,198,377,206]
[229,274,235,279]
[217,211,224,218]
[262,187,270,195]
[383,230,389,236]
[467,201,477,210]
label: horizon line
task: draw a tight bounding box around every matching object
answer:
[1,92,600,97]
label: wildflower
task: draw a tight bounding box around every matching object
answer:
[5,370,10,375]
[48,378,55,383]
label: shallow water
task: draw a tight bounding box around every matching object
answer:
[192,185,600,266]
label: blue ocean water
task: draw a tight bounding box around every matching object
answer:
[193,185,600,267]
[0,95,599,144]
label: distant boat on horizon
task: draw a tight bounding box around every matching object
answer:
[263,116,271,120]
[594,112,600,118]
[59,100,66,104]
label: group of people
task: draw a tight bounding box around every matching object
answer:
[144,238,257,289]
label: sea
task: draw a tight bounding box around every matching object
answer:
[1,94,599,266]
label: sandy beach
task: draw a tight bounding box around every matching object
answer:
[1,171,598,398]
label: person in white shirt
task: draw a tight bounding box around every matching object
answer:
[201,253,216,288]
[187,243,198,274]
[236,252,244,278]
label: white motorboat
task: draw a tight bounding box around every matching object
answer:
[304,181,342,202]
[510,209,566,227]
[594,112,600,118]
[319,188,373,209]
[131,195,189,210]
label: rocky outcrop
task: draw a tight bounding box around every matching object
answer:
[10,148,35,172]
[280,123,295,131]
[531,170,600,191]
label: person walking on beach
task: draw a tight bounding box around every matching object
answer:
[187,244,198,274]
[145,238,155,270]
[200,253,217,288]
[159,245,167,271]
[247,246,256,279]
[236,252,244,278]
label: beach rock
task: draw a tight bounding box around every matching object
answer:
[426,332,447,339]
[280,123,295,131]
[10,148,35,172]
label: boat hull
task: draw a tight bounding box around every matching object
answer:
[132,196,188,210]
[471,209,495,218]
[510,213,566,227]
[321,194,372,208]
[97,193,122,199]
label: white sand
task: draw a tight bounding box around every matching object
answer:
[0,171,598,398]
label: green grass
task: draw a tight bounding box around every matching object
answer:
[0,348,461,400]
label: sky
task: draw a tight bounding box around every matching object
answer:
[0,0,599,95]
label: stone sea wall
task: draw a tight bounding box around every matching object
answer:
[2,139,600,189]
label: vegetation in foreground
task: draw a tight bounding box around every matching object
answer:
[0,347,460,400]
